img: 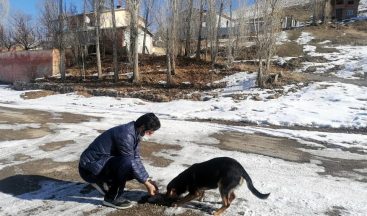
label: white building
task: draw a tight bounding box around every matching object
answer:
[69,8,153,54]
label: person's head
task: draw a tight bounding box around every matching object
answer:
[135,113,161,136]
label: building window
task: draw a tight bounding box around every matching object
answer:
[346,9,354,16]
[347,0,354,4]
[336,0,344,4]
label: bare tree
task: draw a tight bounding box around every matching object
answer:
[0,24,4,49]
[323,0,332,23]
[0,0,9,24]
[170,0,177,76]
[94,0,103,78]
[154,0,173,86]
[206,0,217,63]
[212,0,224,67]
[58,0,66,80]
[184,0,194,57]
[312,0,328,25]
[12,12,40,50]
[142,0,154,54]
[195,0,204,60]
[128,0,141,83]
[226,0,234,66]
[253,0,281,88]
[232,0,248,60]
[39,0,59,49]
[109,0,119,82]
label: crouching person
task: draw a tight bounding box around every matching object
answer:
[79,113,160,209]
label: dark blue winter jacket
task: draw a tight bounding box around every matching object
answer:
[79,121,149,183]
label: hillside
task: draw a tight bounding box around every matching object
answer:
[360,0,367,16]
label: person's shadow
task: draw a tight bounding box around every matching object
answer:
[0,174,147,205]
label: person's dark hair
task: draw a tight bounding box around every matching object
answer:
[135,113,161,132]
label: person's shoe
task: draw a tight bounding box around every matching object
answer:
[91,182,109,195]
[103,196,133,209]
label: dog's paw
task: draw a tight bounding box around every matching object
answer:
[171,202,178,207]
[212,211,221,216]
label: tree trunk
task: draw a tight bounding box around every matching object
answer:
[142,1,150,54]
[195,0,204,60]
[166,28,172,87]
[212,1,223,67]
[185,0,194,57]
[81,0,87,79]
[130,0,140,83]
[170,0,177,75]
[59,0,65,80]
[323,0,332,23]
[226,1,233,66]
[111,0,119,82]
[94,0,102,79]
[257,59,264,88]
[312,0,318,25]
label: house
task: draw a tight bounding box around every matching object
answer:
[66,7,153,55]
[178,8,234,41]
[330,0,360,20]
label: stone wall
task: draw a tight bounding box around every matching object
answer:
[0,49,60,83]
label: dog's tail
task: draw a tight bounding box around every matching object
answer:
[242,169,270,199]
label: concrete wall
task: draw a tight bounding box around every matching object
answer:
[0,49,60,83]
[123,28,153,54]
[99,9,145,29]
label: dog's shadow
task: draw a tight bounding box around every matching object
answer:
[0,174,147,205]
[184,201,219,214]
[139,194,220,214]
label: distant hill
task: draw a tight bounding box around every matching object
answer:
[235,0,366,21]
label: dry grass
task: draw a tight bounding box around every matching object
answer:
[315,45,339,53]
[308,24,367,46]
[287,30,302,41]
[276,42,303,57]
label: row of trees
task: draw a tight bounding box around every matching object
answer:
[0,11,42,51]
[1,0,286,88]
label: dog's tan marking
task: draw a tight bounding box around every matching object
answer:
[213,195,230,216]
[172,193,199,207]
[197,190,205,202]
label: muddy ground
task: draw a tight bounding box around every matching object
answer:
[1,105,366,215]
[0,106,201,215]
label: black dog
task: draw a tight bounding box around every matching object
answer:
[166,157,270,216]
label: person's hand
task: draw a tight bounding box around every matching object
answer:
[148,179,159,191]
[144,179,159,196]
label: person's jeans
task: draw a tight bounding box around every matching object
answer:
[79,156,134,199]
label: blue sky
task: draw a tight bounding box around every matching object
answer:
[8,0,79,19]
[8,0,252,20]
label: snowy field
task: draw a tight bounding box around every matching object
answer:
[1,69,367,216]
[1,17,367,216]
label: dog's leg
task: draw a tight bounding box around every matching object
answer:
[197,190,205,202]
[229,192,236,203]
[172,193,199,207]
[213,195,230,216]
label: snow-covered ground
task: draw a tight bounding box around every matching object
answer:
[1,23,367,216]
[276,30,367,79]
[0,73,367,216]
